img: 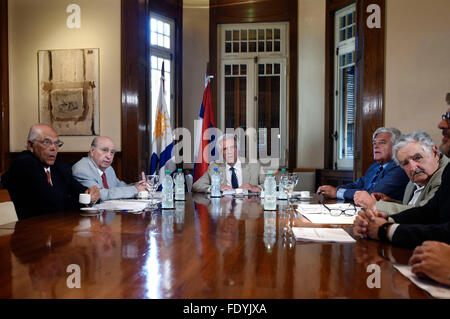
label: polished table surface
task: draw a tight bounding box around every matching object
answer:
[0,193,431,299]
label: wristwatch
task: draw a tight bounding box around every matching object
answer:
[378,222,394,242]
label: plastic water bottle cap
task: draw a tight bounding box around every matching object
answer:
[214,167,218,171]
[281,168,286,172]
[267,171,273,175]
[165,170,170,174]
[177,168,182,172]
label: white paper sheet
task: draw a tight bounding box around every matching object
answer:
[93,200,155,212]
[292,227,356,243]
[300,212,356,224]
[394,265,450,299]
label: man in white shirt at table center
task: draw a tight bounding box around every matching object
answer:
[192,134,263,193]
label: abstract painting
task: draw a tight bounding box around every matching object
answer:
[38,48,99,135]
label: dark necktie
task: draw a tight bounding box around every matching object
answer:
[101,173,109,189]
[369,165,383,189]
[45,170,53,186]
[230,167,239,189]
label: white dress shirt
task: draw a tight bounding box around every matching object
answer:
[225,159,243,187]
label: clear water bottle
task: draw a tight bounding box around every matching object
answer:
[174,168,185,201]
[264,171,277,210]
[210,167,221,198]
[278,168,288,200]
[162,170,174,209]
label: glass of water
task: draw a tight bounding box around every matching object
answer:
[146,174,160,206]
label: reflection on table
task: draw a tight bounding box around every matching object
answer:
[0,193,431,298]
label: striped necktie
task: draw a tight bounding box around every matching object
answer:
[368,165,384,190]
[45,170,52,186]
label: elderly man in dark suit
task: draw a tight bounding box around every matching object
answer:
[1,124,99,220]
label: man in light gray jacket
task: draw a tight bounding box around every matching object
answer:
[356,131,449,215]
[72,136,147,201]
[192,134,264,193]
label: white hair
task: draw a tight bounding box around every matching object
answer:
[217,134,238,151]
[393,131,438,164]
[373,127,401,145]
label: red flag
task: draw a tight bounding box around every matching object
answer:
[193,81,216,183]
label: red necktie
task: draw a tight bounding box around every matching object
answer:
[46,170,53,186]
[101,173,109,189]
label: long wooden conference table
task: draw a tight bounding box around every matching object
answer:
[0,193,432,299]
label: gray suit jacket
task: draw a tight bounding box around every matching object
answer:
[72,156,138,201]
[192,160,264,193]
[375,155,450,215]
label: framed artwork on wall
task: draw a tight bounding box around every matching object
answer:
[38,48,99,136]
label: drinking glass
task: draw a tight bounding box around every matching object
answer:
[146,174,160,206]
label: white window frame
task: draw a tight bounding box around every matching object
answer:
[149,12,175,136]
[333,4,356,170]
[217,22,289,167]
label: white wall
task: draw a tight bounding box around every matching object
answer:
[182,1,210,167]
[8,0,121,152]
[297,0,326,169]
[385,0,450,145]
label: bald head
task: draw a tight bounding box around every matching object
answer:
[89,136,116,171]
[27,124,57,145]
[27,124,60,166]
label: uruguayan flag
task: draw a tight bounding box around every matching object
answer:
[149,72,176,181]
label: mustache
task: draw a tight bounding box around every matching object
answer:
[412,169,425,176]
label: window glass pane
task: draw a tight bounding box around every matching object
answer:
[249,29,257,40]
[266,29,272,40]
[258,64,264,75]
[158,34,164,47]
[233,30,239,40]
[164,23,170,36]
[340,16,345,28]
[232,64,239,75]
[241,42,247,52]
[225,64,231,76]
[240,64,247,75]
[274,63,280,75]
[258,41,265,52]
[266,41,272,52]
[249,41,256,52]
[157,21,164,34]
[164,36,170,49]
[274,40,280,52]
[258,75,281,160]
[241,29,247,40]
[225,30,232,41]
[233,42,239,52]
[226,42,232,53]
[258,29,265,40]
[225,77,247,130]
[151,32,157,45]
[266,64,272,75]
[274,28,281,39]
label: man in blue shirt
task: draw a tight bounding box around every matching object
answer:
[317,127,409,201]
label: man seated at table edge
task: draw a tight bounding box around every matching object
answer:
[192,134,264,193]
[1,124,100,220]
[72,136,147,201]
[356,131,449,215]
[317,127,409,202]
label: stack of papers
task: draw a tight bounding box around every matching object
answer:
[291,227,356,243]
[394,265,450,299]
[93,200,152,212]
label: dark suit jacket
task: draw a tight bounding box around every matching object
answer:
[1,151,87,220]
[390,164,450,248]
[338,160,409,201]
